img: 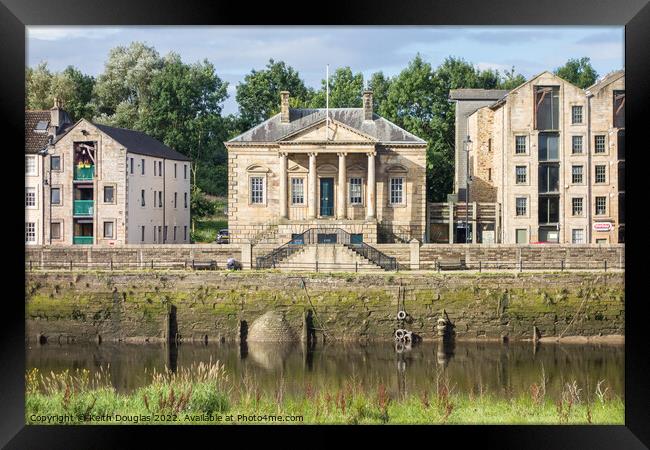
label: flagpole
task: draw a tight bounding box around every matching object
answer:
[326,64,329,141]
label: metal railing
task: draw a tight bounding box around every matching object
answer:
[255,227,398,271]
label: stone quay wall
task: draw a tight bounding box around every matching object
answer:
[25,243,624,271]
[26,271,624,344]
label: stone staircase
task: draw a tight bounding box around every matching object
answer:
[273,244,386,272]
[250,224,279,245]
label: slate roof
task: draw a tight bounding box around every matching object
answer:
[449,89,510,101]
[25,111,51,154]
[93,123,191,161]
[586,70,625,94]
[228,108,426,144]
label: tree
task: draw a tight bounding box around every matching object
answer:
[309,66,364,108]
[368,71,392,112]
[26,63,96,121]
[93,42,163,126]
[235,59,312,129]
[498,66,527,90]
[137,54,229,195]
[554,57,598,89]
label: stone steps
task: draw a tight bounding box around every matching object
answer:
[273,244,385,272]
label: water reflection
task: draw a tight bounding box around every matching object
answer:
[26,340,623,401]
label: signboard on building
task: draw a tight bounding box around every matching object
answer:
[593,222,613,232]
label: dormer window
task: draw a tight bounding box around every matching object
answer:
[34,120,48,133]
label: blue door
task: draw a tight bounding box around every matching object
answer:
[320,178,334,217]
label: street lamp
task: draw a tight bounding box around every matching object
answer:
[464,136,472,244]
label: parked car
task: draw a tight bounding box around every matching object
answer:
[215,229,229,244]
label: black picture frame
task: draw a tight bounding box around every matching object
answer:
[2,0,648,447]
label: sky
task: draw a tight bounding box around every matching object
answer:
[27,26,624,115]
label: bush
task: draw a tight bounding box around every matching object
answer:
[189,385,229,414]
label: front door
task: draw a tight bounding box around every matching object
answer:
[320,178,334,217]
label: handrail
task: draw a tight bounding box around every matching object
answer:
[255,227,397,271]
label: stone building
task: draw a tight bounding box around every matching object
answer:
[225,90,428,245]
[38,116,191,245]
[25,101,72,245]
[459,70,624,244]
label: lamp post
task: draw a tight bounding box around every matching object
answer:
[464,136,472,243]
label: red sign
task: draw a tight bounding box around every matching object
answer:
[593,222,613,232]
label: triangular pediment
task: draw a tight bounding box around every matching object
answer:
[278,118,378,144]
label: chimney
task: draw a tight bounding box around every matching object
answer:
[50,97,64,130]
[363,90,374,121]
[280,91,290,123]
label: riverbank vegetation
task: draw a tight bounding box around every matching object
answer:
[26,361,623,425]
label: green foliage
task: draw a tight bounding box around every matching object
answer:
[191,187,218,219]
[235,59,312,130]
[368,71,392,111]
[309,66,365,108]
[554,57,598,89]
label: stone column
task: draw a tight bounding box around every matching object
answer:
[308,152,317,219]
[279,152,288,219]
[337,152,347,219]
[366,151,376,220]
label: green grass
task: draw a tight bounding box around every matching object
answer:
[25,363,624,425]
[192,196,228,243]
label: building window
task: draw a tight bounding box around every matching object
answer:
[618,130,625,161]
[103,221,114,239]
[153,227,156,243]
[515,166,527,184]
[26,156,37,175]
[595,196,607,215]
[25,222,36,243]
[571,105,583,124]
[158,191,163,208]
[173,226,177,241]
[538,164,559,193]
[614,91,625,129]
[389,177,404,205]
[154,161,157,176]
[51,155,61,171]
[515,228,528,244]
[572,165,583,184]
[153,191,157,207]
[594,135,606,153]
[25,187,36,207]
[572,229,585,244]
[572,136,583,154]
[535,86,560,130]
[184,192,188,208]
[174,163,177,178]
[488,168,492,181]
[51,187,61,205]
[539,196,560,224]
[515,136,527,154]
[349,177,362,205]
[159,161,163,176]
[618,162,625,192]
[291,178,304,205]
[141,226,145,242]
[158,226,162,243]
[141,189,146,207]
[515,197,527,216]
[538,132,559,161]
[595,165,606,183]
[184,164,188,179]
[141,159,145,175]
[163,225,168,242]
[103,185,115,203]
[250,177,264,204]
[174,192,178,208]
[184,225,188,241]
[572,197,583,216]
[130,157,134,175]
[51,222,61,240]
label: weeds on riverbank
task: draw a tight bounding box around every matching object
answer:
[25,362,624,425]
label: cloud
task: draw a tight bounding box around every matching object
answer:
[28,26,122,41]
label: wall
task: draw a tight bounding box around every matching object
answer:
[25,154,44,245]
[26,271,624,344]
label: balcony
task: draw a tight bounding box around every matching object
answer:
[73,236,93,245]
[73,200,94,216]
[74,165,94,180]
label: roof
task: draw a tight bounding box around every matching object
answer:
[586,70,625,94]
[228,108,426,144]
[449,89,510,101]
[25,111,51,154]
[53,121,191,161]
